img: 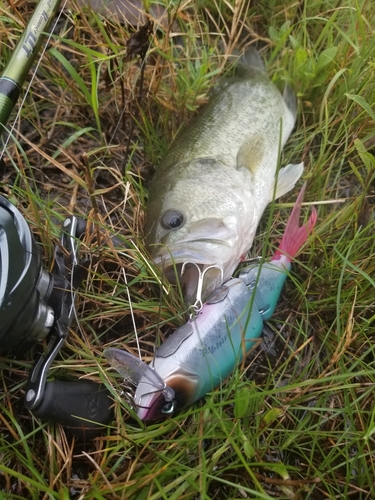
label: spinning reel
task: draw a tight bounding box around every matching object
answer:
[0,195,113,438]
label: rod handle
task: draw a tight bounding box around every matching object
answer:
[32,380,114,439]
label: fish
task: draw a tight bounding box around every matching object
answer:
[144,48,304,301]
[106,185,317,421]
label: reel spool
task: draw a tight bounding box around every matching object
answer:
[0,195,57,350]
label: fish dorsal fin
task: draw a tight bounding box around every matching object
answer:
[273,162,304,199]
[236,134,265,175]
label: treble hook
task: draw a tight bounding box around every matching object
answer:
[181,262,224,318]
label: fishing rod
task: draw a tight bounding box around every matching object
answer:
[0,0,113,438]
[0,0,62,135]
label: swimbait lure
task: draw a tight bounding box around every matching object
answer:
[105,185,317,421]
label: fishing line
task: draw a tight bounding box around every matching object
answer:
[98,4,174,360]
[0,0,69,161]
[121,264,142,360]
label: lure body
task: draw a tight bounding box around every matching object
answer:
[135,257,290,420]
[105,185,317,421]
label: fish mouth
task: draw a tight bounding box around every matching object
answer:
[147,218,238,300]
[162,260,224,305]
[152,247,228,302]
[148,215,238,301]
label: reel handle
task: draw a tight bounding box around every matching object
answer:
[32,380,114,439]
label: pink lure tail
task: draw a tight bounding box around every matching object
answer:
[274,183,317,262]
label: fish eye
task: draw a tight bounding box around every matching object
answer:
[161,400,176,415]
[161,210,184,230]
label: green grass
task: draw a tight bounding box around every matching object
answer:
[1,0,375,498]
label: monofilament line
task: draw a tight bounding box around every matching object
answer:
[122,267,142,360]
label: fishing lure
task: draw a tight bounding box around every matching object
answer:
[105,185,317,421]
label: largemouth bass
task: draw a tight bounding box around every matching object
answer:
[145,48,304,299]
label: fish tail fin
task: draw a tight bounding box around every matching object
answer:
[274,183,317,261]
[283,83,298,122]
[236,46,267,77]
[237,48,297,120]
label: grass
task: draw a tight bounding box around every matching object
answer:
[1,0,375,498]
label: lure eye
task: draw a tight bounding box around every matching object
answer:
[161,210,184,230]
[161,400,176,415]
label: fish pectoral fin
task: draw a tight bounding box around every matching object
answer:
[272,162,304,200]
[236,134,265,175]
